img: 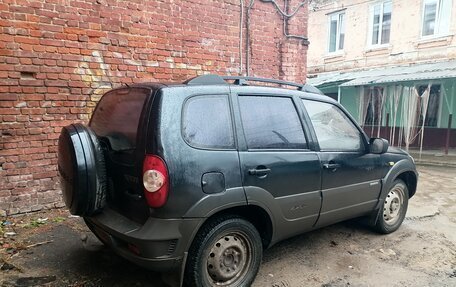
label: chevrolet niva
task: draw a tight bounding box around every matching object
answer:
[58,75,418,287]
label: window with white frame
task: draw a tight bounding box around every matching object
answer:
[328,11,345,53]
[368,1,392,46]
[421,0,452,37]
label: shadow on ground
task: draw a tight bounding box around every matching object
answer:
[1,217,371,287]
[1,221,172,287]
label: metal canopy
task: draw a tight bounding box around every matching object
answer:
[307,60,456,88]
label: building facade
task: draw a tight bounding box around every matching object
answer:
[307,0,456,151]
[0,0,309,215]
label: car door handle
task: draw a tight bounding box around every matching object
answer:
[323,163,341,169]
[248,168,271,176]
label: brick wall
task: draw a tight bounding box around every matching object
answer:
[0,0,308,216]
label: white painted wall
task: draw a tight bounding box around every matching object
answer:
[307,0,456,74]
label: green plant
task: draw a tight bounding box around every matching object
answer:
[24,218,47,228]
[53,217,66,223]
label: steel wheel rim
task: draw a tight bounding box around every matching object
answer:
[383,186,404,225]
[204,231,253,286]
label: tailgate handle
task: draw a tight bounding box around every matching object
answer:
[124,190,142,200]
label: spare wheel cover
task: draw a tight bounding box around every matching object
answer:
[58,123,106,216]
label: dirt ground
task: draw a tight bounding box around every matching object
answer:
[1,165,455,287]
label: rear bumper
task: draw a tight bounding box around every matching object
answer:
[85,208,203,272]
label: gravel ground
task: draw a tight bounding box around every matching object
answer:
[1,165,455,287]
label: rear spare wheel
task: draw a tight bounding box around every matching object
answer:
[58,123,106,216]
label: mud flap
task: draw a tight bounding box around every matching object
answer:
[367,208,382,226]
[161,252,188,287]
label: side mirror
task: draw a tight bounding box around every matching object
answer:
[369,138,389,154]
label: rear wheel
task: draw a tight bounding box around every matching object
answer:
[373,179,409,234]
[184,216,262,287]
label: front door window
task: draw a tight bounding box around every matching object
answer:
[303,100,363,151]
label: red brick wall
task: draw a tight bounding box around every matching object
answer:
[0,0,308,215]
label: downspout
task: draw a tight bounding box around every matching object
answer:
[246,0,255,76]
[239,0,244,75]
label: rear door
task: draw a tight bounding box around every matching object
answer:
[301,99,383,227]
[89,87,153,223]
[233,91,321,237]
[154,86,245,219]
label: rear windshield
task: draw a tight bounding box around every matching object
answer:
[90,87,150,151]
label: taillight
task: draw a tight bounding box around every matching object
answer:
[142,155,169,208]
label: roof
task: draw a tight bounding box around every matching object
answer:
[307,60,456,88]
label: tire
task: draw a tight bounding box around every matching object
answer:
[373,179,409,234]
[58,123,107,216]
[184,215,263,287]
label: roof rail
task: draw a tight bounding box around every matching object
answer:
[223,76,323,94]
[184,74,324,95]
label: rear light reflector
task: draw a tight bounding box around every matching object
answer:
[142,155,169,208]
[143,170,165,192]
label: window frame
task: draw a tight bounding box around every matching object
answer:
[181,94,237,151]
[327,11,346,53]
[367,1,392,47]
[237,94,311,152]
[301,98,368,153]
[421,0,451,38]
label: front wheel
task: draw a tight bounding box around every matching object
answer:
[184,216,263,287]
[373,179,409,234]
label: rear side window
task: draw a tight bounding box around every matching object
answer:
[90,87,150,150]
[182,95,234,149]
[239,96,307,149]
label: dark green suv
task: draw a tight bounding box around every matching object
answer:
[58,75,418,287]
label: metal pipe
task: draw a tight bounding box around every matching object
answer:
[445,114,452,155]
[239,0,244,75]
[337,85,341,102]
[282,0,309,43]
[246,0,254,76]
[261,0,307,18]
